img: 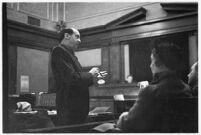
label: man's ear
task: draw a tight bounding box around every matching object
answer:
[64,33,70,39]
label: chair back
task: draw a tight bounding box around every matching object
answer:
[37,92,56,110]
[160,97,198,132]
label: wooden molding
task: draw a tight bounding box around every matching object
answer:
[7,19,58,39]
[160,3,198,12]
[7,19,59,50]
[106,7,146,27]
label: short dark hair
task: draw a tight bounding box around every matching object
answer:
[152,39,182,71]
[59,28,74,41]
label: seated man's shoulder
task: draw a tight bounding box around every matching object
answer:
[138,84,159,97]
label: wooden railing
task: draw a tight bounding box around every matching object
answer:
[22,120,115,133]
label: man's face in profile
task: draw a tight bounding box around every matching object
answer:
[69,29,81,50]
[150,53,160,74]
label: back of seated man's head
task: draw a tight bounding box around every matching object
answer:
[151,39,182,74]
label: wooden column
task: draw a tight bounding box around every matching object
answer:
[188,31,198,68]
[109,42,121,83]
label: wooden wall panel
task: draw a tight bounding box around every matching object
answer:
[101,47,110,83]
[111,14,197,42]
[8,45,17,94]
[89,84,139,97]
[109,44,121,83]
[7,20,59,94]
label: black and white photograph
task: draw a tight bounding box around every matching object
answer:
[2,1,198,133]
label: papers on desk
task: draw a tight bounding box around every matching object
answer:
[47,110,57,115]
[14,110,38,114]
[89,106,111,116]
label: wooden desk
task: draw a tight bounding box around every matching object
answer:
[22,120,115,133]
[113,99,136,117]
[48,112,115,126]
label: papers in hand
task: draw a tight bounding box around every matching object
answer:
[97,71,107,78]
[89,106,111,115]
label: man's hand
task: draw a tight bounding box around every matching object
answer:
[97,71,108,78]
[89,67,100,77]
[116,111,128,128]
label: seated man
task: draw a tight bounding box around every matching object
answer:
[188,62,198,97]
[116,39,192,132]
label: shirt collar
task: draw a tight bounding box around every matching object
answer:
[151,71,178,84]
[60,44,75,55]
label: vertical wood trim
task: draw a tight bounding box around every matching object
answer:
[63,3,65,21]
[109,43,121,83]
[51,3,54,21]
[11,3,14,8]
[124,44,130,80]
[47,3,49,20]
[17,3,19,11]
[56,3,59,21]
[101,46,110,83]
[120,44,125,82]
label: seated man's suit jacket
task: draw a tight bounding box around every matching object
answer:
[117,71,192,132]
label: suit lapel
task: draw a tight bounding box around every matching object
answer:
[59,45,82,71]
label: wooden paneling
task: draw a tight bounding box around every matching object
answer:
[101,47,110,83]
[80,31,111,48]
[109,44,121,83]
[7,20,59,94]
[8,45,17,94]
[89,84,139,97]
[7,26,58,50]
[89,84,139,113]
[80,13,197,46]
[111,14,197,43]
[90,98,114,112]
[80,13,197,84]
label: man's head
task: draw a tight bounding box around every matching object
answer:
[59,28,81,50]
[150,39,182,75]
[188,62,198,87]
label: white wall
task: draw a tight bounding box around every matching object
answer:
[17,47,49,93]
[65,2,167,29]
[7,2,167,30]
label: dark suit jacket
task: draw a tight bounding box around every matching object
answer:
[51,44,93,125]
[117,71,193,132]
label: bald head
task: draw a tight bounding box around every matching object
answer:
[59,28,81,51]
[59,28,79,41]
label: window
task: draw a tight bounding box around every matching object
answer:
[128,32,190,83]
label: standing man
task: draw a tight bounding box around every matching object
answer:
[51,28,106,125]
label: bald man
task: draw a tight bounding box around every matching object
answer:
[51,28,105,125]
